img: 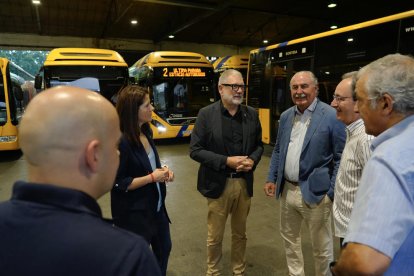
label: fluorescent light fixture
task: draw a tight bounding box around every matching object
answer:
[330,25,338,29]
[325,71,330,75]
[32,0,41,4]
[168,35,175,39]
[347,38,354,42]
[263,39,269,44]
[328,2,337,8]
[131,19,138,25]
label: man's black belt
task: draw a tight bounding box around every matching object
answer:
[285,179,299,186]
[227,172,243,178]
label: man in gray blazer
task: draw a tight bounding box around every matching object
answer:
[190,69,263,276]
[264,71,346,276]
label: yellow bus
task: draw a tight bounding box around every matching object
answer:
[247,10,414,144]
[129,51,216,139]
[0,58,35,150]
[213,54,249,82]
[35,48,129,103]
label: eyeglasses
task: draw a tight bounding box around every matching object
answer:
[332,95,352,102]
[221,83,247,92]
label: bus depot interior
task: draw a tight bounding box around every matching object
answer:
[1,3,414,275]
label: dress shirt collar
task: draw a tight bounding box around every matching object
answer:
[12,181,103,217]
[346,118,364,137]
[220,100,241,116]
[370,114,414,152]
[294,97,318,115]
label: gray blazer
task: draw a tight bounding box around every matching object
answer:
[190,100,264,199]
[267,99,346,204]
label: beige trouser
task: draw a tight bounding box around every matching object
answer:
[206,178,251,276]
[280,181,333,276]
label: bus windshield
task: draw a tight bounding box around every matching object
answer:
[129,51,216,139]
[0,66,20,126]
[1,58,34,150]
[44,65,127,102]
[152,76,214,125]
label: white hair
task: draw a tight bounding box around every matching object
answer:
[357,53,414,113]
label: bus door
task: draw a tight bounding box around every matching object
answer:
[0,60,26,150]
[267,56,313,144]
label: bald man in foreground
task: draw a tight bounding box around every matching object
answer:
[0,86,161,276]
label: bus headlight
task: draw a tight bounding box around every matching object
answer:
[0,135,17,142]
[157,126,167,132]
[151,120,167,133]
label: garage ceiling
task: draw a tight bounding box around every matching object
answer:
[0,0,413,48]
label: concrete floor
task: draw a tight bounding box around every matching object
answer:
[0,140,339,276]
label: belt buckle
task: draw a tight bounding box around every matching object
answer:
[229,172,237,178]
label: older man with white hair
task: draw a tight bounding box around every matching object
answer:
[331,53,414,275]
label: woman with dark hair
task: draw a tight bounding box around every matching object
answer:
[111,85,173,276]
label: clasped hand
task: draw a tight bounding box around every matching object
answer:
[227,156,254,172]
[152,166,174,183]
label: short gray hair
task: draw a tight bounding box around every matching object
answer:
[218,69,243,85]
[291,71,318,86]
[357,53,414,113]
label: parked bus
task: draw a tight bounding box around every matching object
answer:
[247,10,414,144]
[212,54,249,81]
[0,58,35,150]
[35,48,129,104]
[129,51,215,139]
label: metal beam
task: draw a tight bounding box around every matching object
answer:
[133,0,217,10]
[100,0,117,38]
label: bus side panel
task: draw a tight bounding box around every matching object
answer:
[0,123,19,150]
[258,108,270,145]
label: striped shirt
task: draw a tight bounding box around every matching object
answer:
[333,118,373,238]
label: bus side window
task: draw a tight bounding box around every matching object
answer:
[13,86,24,102]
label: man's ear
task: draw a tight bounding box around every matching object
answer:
[218,84,223,95]
[381,93,394,115]
[85,140,100,173]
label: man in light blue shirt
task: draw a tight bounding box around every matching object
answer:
[331,54,414,275]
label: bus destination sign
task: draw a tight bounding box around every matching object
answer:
[163,67,206,77]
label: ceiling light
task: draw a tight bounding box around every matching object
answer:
[131,19,138,25]
[347,38,354,42]
[263,40,268,44]
[168,35,175,39]
[32,0,41,4]
[327,1,337,8]
[330,25,338,29]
